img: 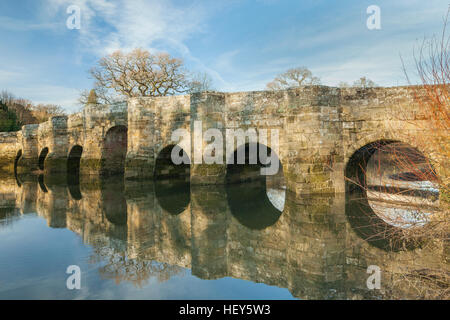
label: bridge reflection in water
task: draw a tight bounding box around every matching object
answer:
[0,173,447,300]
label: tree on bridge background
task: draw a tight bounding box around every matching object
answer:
[338,77,378,88]
[266,67,321,90]
[80,49,214,105]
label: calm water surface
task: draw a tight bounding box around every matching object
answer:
[0,173,447,300]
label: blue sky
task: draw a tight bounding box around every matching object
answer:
[0,0,448,112]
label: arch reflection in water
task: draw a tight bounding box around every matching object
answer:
[226,181,282,230]
[226,143,285,230]
[67,145,83,200]
[38,174,48,193]
[344,140,439,251]
[0,174,447,299]
[101,176,127,226]
[14,149,22,187]
[155,180,190,215]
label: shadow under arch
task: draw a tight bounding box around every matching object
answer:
[38,147,49,171]
[344,139,434,251]
[67,145,83,200]
[225,142,285,230]
[101,125,127,177]
[14,149,22,187]
[154,144,191,215]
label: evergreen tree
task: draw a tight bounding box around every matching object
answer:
[0,100,21,132]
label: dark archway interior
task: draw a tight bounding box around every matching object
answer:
[154,144,190,180]
[38,147,49,170]
[67,145,83,200]
[154,145,190,215]
[225,143,284,230]
[102,126,127,176]
[344,140,432,251]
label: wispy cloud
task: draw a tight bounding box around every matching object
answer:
[45,0,211,56]
[0,16,59,31]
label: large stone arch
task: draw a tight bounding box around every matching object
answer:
[344,130,441,189]
[154,144,191,180]
[101,125,128,176]
[344,137,437,251]
[225,141,285,186]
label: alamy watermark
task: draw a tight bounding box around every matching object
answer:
[66,5,81,30]
[366,265,381,290]
[66,265,81,290]
[170,121,280,176]
[367,5,381,30]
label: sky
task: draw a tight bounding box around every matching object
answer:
[0,0,448,112]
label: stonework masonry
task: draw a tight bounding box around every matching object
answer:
[0,86,446,195]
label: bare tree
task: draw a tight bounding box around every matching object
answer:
[187,72,214,93]
[78,86,116,105]
[31,104,66,123]
[266,67,320,90]
[352,77,377,88]
[338,81,350,88]
[88,49,188,103]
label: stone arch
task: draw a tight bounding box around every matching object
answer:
[154,144,190,180]
[67,145,83,200]
[101,125,127,176]
[38,147,49,171]
[345,138,437,194]
[344,139,436,251]
[344,131,433,171]
[225,142,285,230]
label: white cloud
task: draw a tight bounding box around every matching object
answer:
[45,0,210,56]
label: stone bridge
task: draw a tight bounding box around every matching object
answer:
[0,86,444,195]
